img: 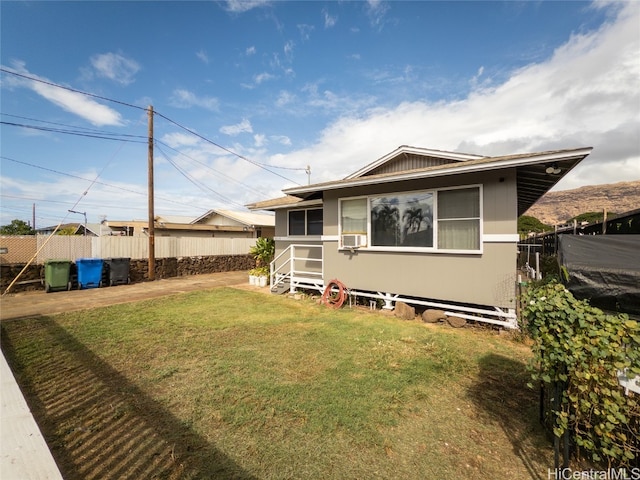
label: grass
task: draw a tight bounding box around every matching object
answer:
[1,287,554,479]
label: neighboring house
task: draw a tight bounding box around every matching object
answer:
[107,209,275,238]
[247,145,593,328]
[36,223,109,236]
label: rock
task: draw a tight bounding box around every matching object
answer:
[394,301,415,320]
[446,315,467,328]
[422,309,446,323]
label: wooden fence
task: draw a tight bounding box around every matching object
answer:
[0,235,257,264]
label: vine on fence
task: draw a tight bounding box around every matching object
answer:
[523,281,640,467]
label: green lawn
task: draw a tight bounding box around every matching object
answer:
[1,287,553,479]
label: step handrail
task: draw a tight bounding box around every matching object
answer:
[270,244,323,293]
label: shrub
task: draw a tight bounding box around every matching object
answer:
[523,281,640,467]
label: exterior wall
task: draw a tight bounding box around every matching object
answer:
[273,169,519,309]
[323,169,519,308]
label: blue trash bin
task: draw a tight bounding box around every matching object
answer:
[75,258,104,289]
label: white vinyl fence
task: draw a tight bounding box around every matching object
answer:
[0,235,257,264]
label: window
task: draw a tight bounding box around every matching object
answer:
[340,198,367,234]
[437,188,480,250]
[339,186,481,252]
[371,193,433,247]
[288,208,323,236]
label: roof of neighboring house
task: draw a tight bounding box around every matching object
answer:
[192,209,275,227]
[36,223,108,236]
[251,146,592,216]
[245,195,322,211]
[109,210,274,231]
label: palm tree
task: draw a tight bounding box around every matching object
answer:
[402,207,424,239]
[372,202,400,245]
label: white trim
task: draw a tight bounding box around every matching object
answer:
[284,148,592,196]
[483,234,519,243]
[345,145,485,179]
[322,235,339,242]
[274,236,323,242]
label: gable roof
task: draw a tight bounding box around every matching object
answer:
[192,209,275,227]
[278,147,592,216]
[345,145,486,179]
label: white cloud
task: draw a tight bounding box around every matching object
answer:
[366,0,390,30]
[254,72,275,85]
[323,8,337,28]
[297,24,314,41]
[284,40,294,60]
[271,135,292,146]
[254,134,267,147]
[270,1,640,190]
[196,49,209,64]
[169,89,219,111]
[2,62,124,126]
[276,90,296,107]
[246,46,256,56]
[224,0,270,13]
[90,52,140,85]
[220,118,253,136]
[160,132,202,149]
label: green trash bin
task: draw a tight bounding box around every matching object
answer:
[44,259,72,293]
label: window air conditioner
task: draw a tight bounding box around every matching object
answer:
[341,234,366,248]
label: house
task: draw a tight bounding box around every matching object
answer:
[247,145,593,328]
[35,223,110,236]
[106,209,275,238]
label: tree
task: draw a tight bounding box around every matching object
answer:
[568,211,615,225]
[518,215,550,238]
[0,219,34,235]
[372,202,400,246]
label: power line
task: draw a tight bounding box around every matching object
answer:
[155,144,246,209]
[154,139,268,198]
[0,67,147,112]
[154,111,302,186]
[0,120,147,143]
[0,156,212,212]
[2,67,306,192]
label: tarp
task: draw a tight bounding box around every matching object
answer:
[558,235,640,314]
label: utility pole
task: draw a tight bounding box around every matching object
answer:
[306,165,311,185]
[32,203,36,231]
[148,105,155,281]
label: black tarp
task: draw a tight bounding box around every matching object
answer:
[558,235,640,314]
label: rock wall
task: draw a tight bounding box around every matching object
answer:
[1,255,256,294]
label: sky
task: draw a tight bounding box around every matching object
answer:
[1,0,639,228]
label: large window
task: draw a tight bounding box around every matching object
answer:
[371,193,433,247]
[339,186,481,252]
[288,208,323,236]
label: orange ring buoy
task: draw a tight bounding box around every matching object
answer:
[321,279,347,309]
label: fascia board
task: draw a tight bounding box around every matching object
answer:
[344,145,486,180]
[286,148,593,196]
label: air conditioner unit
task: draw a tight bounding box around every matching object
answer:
[341,234,366,248]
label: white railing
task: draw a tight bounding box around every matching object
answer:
[270,244,324,294]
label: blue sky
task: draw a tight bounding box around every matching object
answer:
[1,0,639,228]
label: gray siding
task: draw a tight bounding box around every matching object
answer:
[275,169,519,309]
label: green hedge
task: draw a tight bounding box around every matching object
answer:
[522,281,640,467]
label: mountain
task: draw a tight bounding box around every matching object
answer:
[524,180,640,226]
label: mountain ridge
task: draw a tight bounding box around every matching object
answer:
[524,180,640,225]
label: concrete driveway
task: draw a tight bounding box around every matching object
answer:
[0,270,253,321]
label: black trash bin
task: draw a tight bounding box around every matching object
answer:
[104,257,131,286]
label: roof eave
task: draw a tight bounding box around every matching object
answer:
[284,148,593,197]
